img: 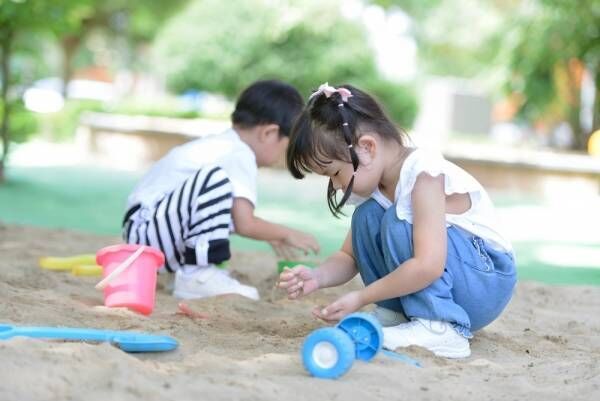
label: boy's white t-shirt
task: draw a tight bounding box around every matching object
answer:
[360,148,513,254]
[127,128,257,210]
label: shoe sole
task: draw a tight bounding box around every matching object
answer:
[173,290,204,300]
[383,342,471,359]
[430,344,471,359]
[173,290,259,301]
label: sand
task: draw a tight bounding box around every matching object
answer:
[1,223,599,401]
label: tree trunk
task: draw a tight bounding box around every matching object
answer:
[0,28,13,183]
[569,103,585,150]
[60,35,81,98]
[593,70,600,134]
[564,60,585,151]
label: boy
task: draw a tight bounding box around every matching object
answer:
[123,80,319,300]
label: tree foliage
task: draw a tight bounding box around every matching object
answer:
[0,0,187,181]
[376,0,600,150]
[501,0,600,148]
[0,0,70,181]
[153,0,417,127]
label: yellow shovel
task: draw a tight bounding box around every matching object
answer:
[39,254,102,276]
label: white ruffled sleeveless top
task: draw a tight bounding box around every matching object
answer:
[365,148,513,254]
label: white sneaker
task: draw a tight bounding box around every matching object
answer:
[383,318,471,358]
[173,265,259,300]
[370,306,409,327]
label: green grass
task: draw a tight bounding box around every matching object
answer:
[0,165,350,256]
[513,241,600,285]
[0,166,137,234]
[1,165,599,285]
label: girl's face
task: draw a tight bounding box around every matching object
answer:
[314,137,384,198]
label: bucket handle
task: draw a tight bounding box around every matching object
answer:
[95,246,145,290]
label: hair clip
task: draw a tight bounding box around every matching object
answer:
[309,82,353,102]
[348,144,353,149]
[342,122,349,126]
[338,103,344,108]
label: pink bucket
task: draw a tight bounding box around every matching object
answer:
[96,244,165,315]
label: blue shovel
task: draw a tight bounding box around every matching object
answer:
[0,324,178,352]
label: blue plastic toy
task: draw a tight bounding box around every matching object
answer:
[301,312,420,379]
[301,327,356,379]
[0,324,178,352]
[336,312,383,361]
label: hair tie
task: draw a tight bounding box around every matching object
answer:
[348,144,353,149]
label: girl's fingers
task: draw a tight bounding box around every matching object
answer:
[287,281,303,293]
[313,313,336,323]
[321,302,343,318]
[324,306,342,319]
[312,306,323,318]
[279,269,300,282]
[280,269,296,279]
[278,272,294,282]
[313,305,332,320]
[325,314,342,322]
[314,306,341,322]
[277,277,297,289]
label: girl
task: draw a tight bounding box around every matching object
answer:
[278,83,516,358]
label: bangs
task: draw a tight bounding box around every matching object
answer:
[287,111,350,179]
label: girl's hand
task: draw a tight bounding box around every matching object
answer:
[312,291,364,323]
[277,265,320,299]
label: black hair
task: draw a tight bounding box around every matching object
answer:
[231,79,304,138]
[287,84,408,217]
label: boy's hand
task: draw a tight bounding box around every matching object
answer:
[284,229,320,255]
[277,265,320,299]
[269,240,298,260]
[311,291,364,323]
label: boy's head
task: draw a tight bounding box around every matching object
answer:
[232,80,304,167]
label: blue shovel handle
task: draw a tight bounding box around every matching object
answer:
[0,324,178,352]
[381,349,422,367]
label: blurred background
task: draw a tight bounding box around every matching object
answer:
[1,0,599,284]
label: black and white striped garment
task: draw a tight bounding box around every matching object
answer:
[122,165,233,273]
